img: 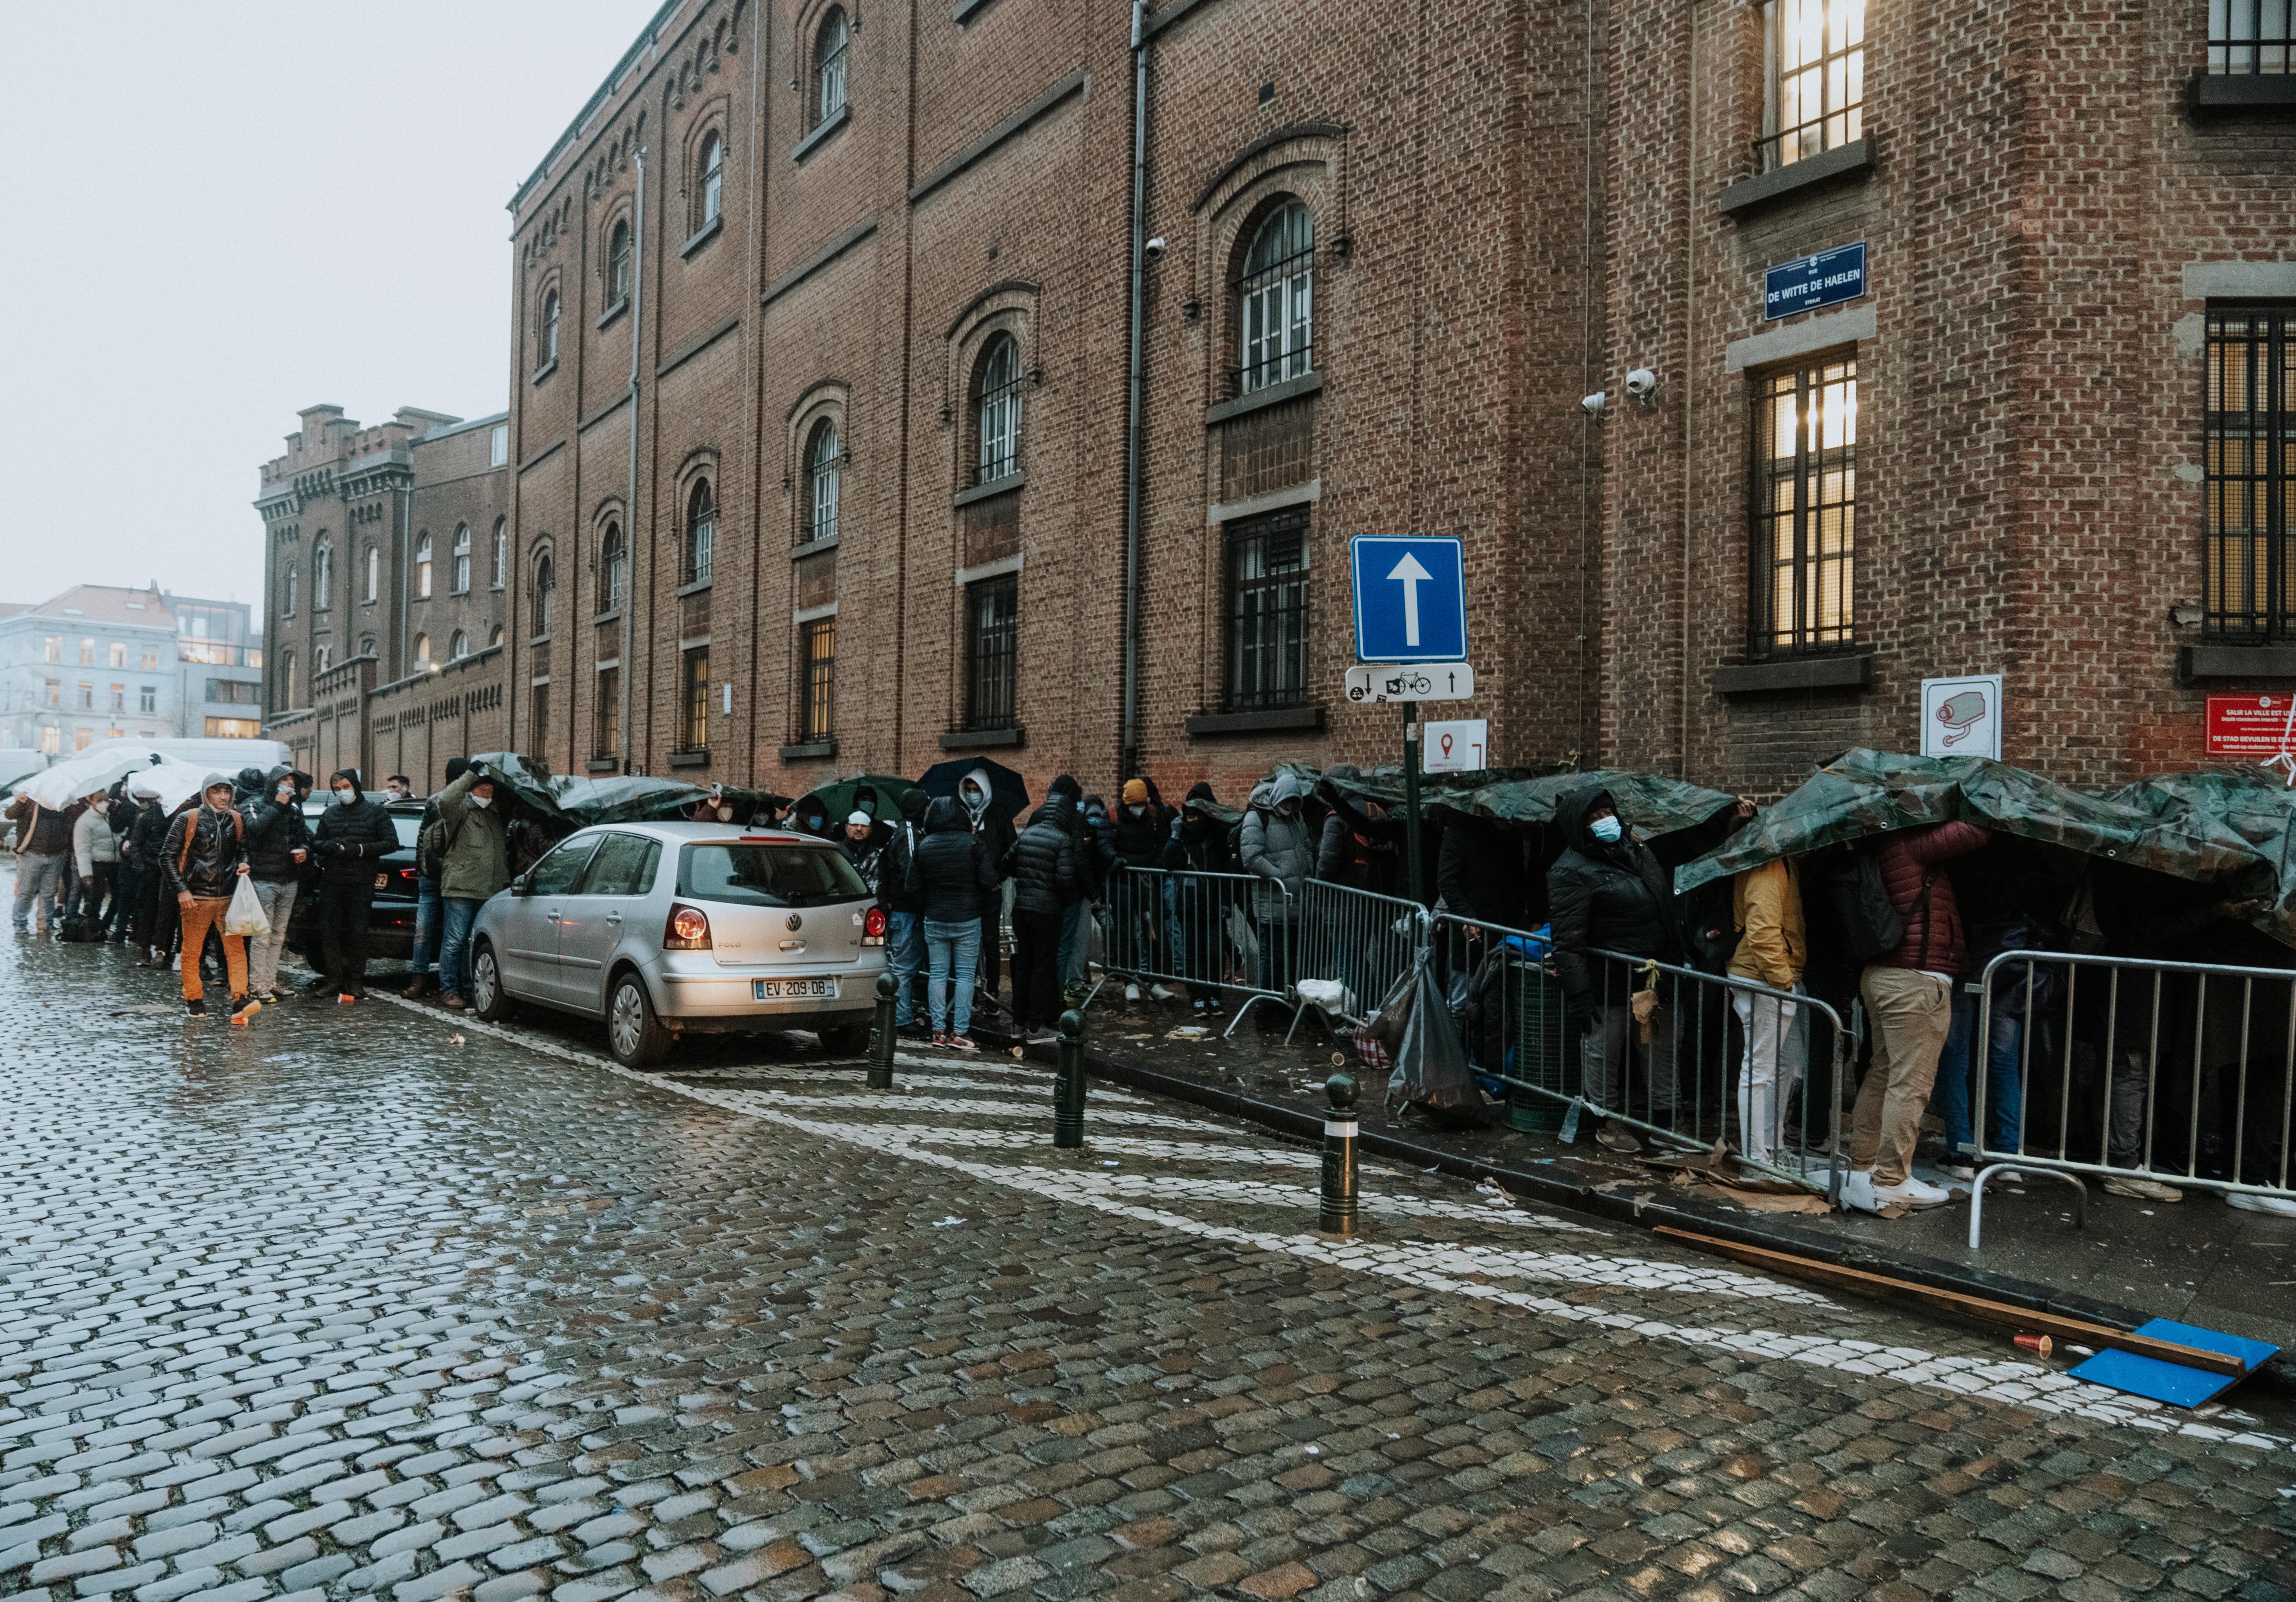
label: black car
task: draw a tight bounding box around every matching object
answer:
[285,795,427,963]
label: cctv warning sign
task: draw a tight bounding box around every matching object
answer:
[1920,674,2004,760]
[2206,695,2296,757]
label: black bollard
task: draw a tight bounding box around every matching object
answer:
[1054,1008,1086,1148]
[1320,1071,1358,1236]
[868,972,897,1090]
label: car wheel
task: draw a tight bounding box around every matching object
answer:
[471,940,515,1022]
[607,971,671,1068]
[819,1022,871,1058]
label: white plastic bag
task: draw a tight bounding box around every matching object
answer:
[223,875,270,939]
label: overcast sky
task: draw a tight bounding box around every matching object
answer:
[0,2,658,629]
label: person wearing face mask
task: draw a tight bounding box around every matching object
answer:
[877,789,933,1036]
[1547,785,1683,1153]
[432,763,511,1010]
[400,757,468,1000]
[1159,782,1230,1016]
[1105,777,1178,1006]
[1238,772,1315,1012]
[385,775,413,801]
[310,768,398,1002]
[113,776,162,954]
[239,765,313,1004]
[160,775,257,1020]
[957,767,1017,1017]
[841,811,884,891]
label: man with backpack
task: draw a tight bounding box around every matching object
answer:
[402,758,468,999]
[1839,819,1988,1212]
[161,775,258,1020]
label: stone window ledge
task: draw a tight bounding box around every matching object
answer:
[1184,705,1325,738]
[780,738,838,762]
[681,216,723,259]
[1206,370,1323,429]
[1710,653,1873,696]
[794,105,850,165]
[595,299,628,331]
[677,578,714,599]
[1717,139,1873,219]
[794,535,838,560]
[2187,73,2296,120]
[939,726,1025,751]
[2181,644,2296,680]
[668,749,710,769]
[586,758,620,775]
[954,472,1025,509]
[531,358,558,385]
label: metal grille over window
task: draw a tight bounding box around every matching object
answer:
[600,525,624,612]
[1234,202,1314,396]
[533,556,555,637]
[609,223,631,306]
[686,481,715,586]
[1224,509,1312,710]
[1760,0,1864,171]
[817,9,849,124]
[452,525,471,594]
[802,618,836,740]
[596,666,620,760]
[2205,306,2296,640]
[544,293,560,363]
[808,423,841,545]
[975,336,1023,485]
[965,574,1019,731]
[314,542,333,612]
[2212,0,2294,73]
[1750,356,1858,656]
[700,135,723,224]
[680,647,710,754]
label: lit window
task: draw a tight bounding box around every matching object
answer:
[700,134,723,226]
[42,637,59,663]
[452,525,472,594]
[141,648,156,671]
[415,534,432,600]
[1750,354,1859,655]
[39,727,58,755]
[800,618,835,740]
[489,625,503,649]
[108,642,125,668]
[74,729,91,752]
[807,421,840,545]
[610,222,631,305]
[413,634,430,667]
[975,334,1023,485]
[1236,201,1314,394]
[2204,305,2295,640]
[686,481,715,586]
[680,646,710,753]
[80,638,95,666]
[1761,0,1864,171]
[816,8,849,126]
[41,679,56,706]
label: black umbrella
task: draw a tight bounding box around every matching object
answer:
[917,757,1029,817]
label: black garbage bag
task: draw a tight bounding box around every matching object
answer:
[1386,948,1493,1126]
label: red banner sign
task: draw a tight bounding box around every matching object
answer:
[2206,695,2296,757]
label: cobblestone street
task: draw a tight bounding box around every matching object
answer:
[6,935,2296,1602]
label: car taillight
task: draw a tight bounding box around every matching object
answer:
[664,904,712,950]
[862,907,887,946]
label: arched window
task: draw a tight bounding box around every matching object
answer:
[491,518,507,588]
[449,630,468,660]
[609,221,631,305]
[489,625,503,649]
[314,644,332,676]
[699,134,723,227]
[280,649,296,706]
[414,533,433,599]
[806,421,841,545]
[816,8,850,125]
[283,563,298,618]
[313,539,334,611]
[413,633,430,667]
[685,480,715,586]
[533,555,555,637]
[543,290,561,365]
[362,544,379,604]
[451,525,471,594]
[599,523,625,613]
[975,334,1023,484]
[358,633,376,658]
[1236,200,1315,393]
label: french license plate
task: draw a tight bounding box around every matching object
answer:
[754,978,839,1001]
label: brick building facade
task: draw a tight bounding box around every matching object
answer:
[265,0,2296,801]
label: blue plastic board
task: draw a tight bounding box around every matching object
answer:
[2066,1318,2279,1409]
[1350,537,1467,662]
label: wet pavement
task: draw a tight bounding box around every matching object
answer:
[6,930,2296,1602]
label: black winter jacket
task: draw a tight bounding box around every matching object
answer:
[915,799,999,923]
[877,790,931,916]
[1109,781,1172,869]
[1436,816,1530,926]
[241,770,311,883]
[162,804,246,900]
[1159,783,1232,874]
[1001,799,1080,916]
[1546,785,1679,1009]
[312,791,399,884]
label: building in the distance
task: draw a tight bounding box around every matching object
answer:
[164,594,264,741]
[0,586,185,755]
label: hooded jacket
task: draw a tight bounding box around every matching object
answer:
[129,793,171,862]
[1874,820,1987,976]
[161,781,247,900]
[1546,785,1679,1005]
[915,797,998,924]
[1315,767,1403,896]
[1001,796,1080,916]
[433,766,511,900]
[1160,782,1232,875]
[1238,771,1315,919]
[4,795,70,857]
[1436,815,1531,926]
[1050,775,1106,901]
[957,765,1017,890]
[239,766,312,883]
[877,789,932,915]
[312,769,400,886]
[1109,777,1172,869]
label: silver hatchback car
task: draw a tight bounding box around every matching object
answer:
[466,821,888,1066]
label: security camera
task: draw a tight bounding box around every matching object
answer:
[1143,236,1167,262]
[1581,391,1608,421]
[1624,367,1661,405]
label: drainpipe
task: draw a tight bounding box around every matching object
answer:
[1119,0,1150,778]
[398,483,412,683]
[621,146,646,775]
[1679,5,1698,780]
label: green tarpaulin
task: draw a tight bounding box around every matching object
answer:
[1673,748,2278,909]
[465,753,780,829]
[1275,763,1733,838]
[2109,767,2296,946]
[794,774,917,825]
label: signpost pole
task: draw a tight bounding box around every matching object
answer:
[1402,700,1424,904]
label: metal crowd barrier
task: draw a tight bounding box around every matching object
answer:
[1290,879,1427,1033]
[1094,866,1295,1034]
[1969,948,2296,1244]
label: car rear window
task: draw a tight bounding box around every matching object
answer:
[678,841,868,908]
[391,815,419,849]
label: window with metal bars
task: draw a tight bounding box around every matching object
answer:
[816,9,849,126]
[800,619,836,740]
[964,574,1019,730]
[609,222,631,306]
[974,336,1023,484]
[1223,509,1312,710]
[806,421,840,545]
[700,134,724,226]
[685,480,715,586]
[2211,0,2294,72]
[679,646,710,754]
[1232,202,1314,396]
[1759,0,1864,171]
[452,525,471,594]
[533,555,555,637]
[598,525,624,613]
[595,666,620,761]
[532,683,550,754]
[2205,305,2296,641]
[1749,355,1858,656]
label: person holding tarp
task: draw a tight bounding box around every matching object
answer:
[1547,785,1681,1152]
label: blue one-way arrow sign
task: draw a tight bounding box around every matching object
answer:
[1351,536,1467,662]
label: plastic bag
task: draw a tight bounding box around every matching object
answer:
[1386,948,1492,1125]
[223,875,270,939]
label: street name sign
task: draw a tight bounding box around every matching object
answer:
[1345,662,1476,704]
[1350,536,1467,662]
[1764,242,1867,321]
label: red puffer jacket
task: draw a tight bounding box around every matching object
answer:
[1874,821,1988,976]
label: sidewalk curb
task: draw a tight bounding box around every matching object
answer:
[1060,1041,2290,1385]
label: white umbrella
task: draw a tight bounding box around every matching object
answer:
[135,760,223,815]
[17,750,165,811]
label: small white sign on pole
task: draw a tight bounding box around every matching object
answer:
[1920,674,2004,760]
[1343,662,1476,704]
[1420,719,1490,774]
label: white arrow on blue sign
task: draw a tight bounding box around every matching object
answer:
[1350,536,1467,663]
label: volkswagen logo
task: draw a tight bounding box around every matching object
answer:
[786,914,803,932]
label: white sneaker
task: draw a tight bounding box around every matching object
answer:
[2101,1173,2183,1203]
[1941,1163,1977,1182]
[1149,983,1177,1002]
[2227,1191,2296,1217]
[1124,982,1141,1004]
[1872,1175,1955,1210]
[1840,1167,1880,1213]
